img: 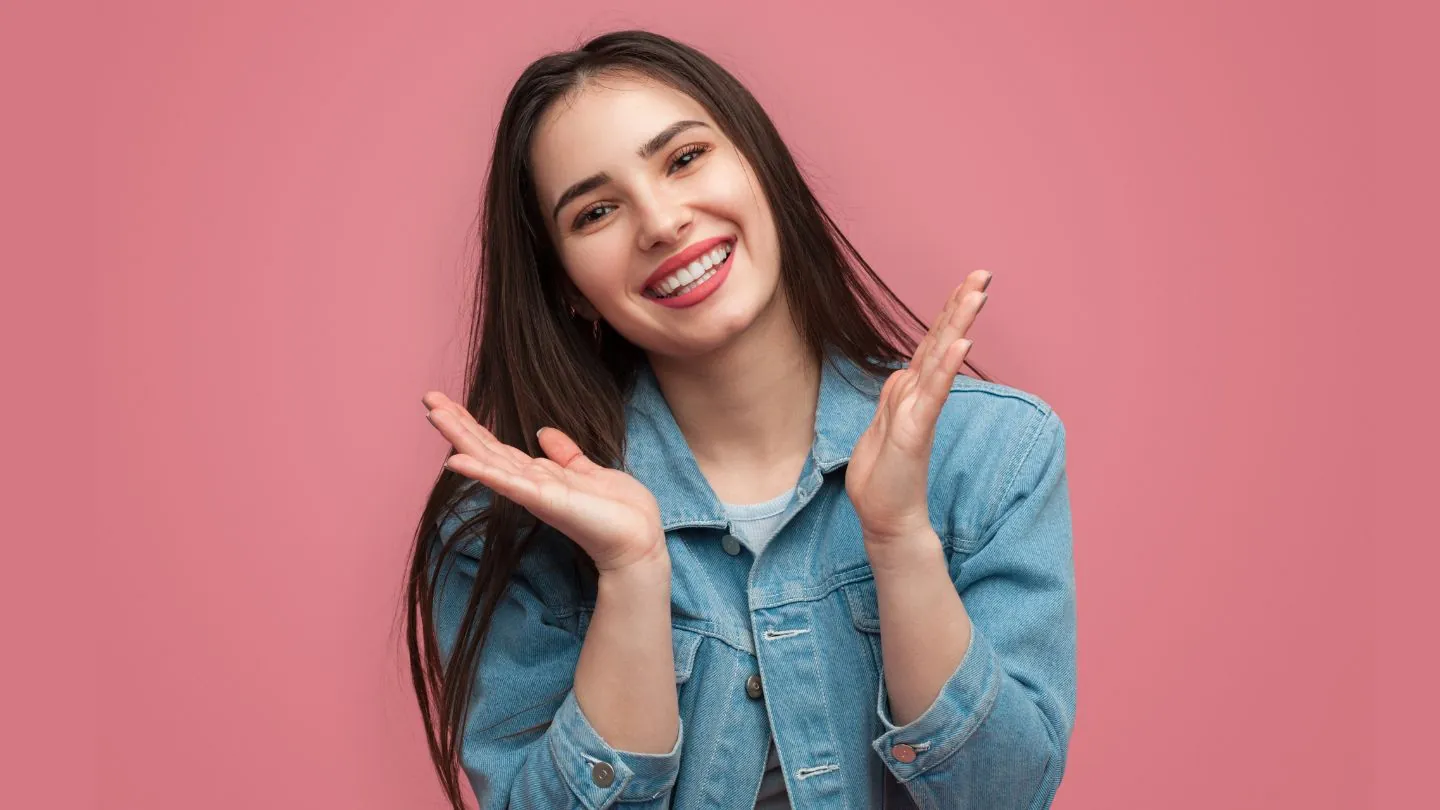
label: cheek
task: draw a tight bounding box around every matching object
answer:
[562,241,632,298]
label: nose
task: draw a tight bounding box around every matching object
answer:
[633,184,692,252]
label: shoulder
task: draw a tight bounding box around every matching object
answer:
[433,483,583,609]
[436,483,493,558]
[931,375,1067,544]
[935,373,1063,447]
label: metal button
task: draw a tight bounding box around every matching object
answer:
[891,743,917,763]
[591,761,615,787]
[721,534,743,556]
[745,673,763,699]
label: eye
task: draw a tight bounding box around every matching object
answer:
[667,143,711,174]
[574,203,615,227]
[571,144,713,230]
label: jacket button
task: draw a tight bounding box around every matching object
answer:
[721,534,743,556]
[745,673,763,699]
[591,761,615,787]
[891,743,917,763]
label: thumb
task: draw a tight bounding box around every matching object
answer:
[536,427,603,473]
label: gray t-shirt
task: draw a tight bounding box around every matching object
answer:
[720,487,795,810]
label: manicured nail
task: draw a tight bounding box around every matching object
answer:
[981,272,993,291]
[977,293,988,313]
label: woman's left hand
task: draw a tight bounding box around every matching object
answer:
[845,269,992,545]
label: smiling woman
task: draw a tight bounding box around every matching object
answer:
[527,73,791,356]
[406,27,1074,810]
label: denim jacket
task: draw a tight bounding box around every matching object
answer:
[430,348,1077,809]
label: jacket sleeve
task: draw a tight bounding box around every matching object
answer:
[429,502,684,810]
[872,407,1077,810]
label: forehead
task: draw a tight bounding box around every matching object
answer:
[530,75,713,198]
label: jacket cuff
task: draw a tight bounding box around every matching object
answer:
[548,688,684,807]
[871,619,1003,778]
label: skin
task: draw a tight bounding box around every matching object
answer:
[421,72,996,750]
[530,72,815,502]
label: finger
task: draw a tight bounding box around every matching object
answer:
[444,453,544,505]
[428,410,526,474]
[458,418,533,466]
[951,281,988,337]
[918,287,985,384]
[913,338,972,428]
[536,427,604,474]
[911,286,964,376]
[913,279,974,381]
[916,272,987,380]
[873,368,906,436]
[428,401,534,468]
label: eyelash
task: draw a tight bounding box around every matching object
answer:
[573,143,712,228]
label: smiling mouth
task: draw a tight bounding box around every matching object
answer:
[642,239,735,299]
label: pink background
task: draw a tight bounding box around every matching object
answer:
[5,1,1429,808]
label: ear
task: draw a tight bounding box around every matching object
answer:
[571,299,600,322]
[561,279,600,322]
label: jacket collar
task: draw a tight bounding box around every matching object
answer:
[622,346,885,531]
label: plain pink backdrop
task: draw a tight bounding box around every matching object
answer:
[7,1,1431,808]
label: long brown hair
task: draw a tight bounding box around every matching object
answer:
[403,28,992,808]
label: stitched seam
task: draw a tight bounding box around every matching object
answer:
[978,407,1052,539]
[474,686,570,736]
[549,719,597,810]
[946,378,1051,411]
[921,660,1005,775]
[796,763,840,779]
[762,627,811,639]
[757,534,960,613]
[692,651,741,807]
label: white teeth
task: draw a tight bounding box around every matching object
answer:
[648,241,732,298]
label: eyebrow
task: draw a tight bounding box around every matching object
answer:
[549,120,711,224]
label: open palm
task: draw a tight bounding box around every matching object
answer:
[423,392,665,573]
[846,270,991,542]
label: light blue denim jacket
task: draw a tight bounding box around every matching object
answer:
[430,348,1077,809]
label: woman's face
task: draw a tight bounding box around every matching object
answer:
[530,73,784,360]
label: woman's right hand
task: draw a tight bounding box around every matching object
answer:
[422,391,667,575]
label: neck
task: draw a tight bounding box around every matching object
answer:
[645,297,819,499]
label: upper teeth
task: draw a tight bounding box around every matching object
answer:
[649,242,732,295]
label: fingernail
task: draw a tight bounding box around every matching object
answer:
[977,293,988,313]
[981,272,993,291]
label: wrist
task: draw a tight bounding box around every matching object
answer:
[860,512,936,547]
[863,525,944,574]
[597,541,672,587]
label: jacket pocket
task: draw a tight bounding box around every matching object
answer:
[579,607,704,685]
[842,575,882,633]
[487,626,703,743]
[841,575,885,675]
[672,626,703,684]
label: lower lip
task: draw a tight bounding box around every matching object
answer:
[644,244,734,309]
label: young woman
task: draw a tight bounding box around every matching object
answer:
[408,29,1075,810]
